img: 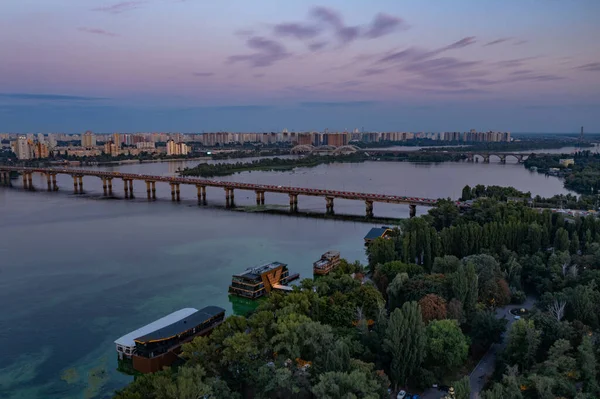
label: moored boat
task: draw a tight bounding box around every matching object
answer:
[313,250,341,275]
[115,306,225,374]
[229,261,299,299]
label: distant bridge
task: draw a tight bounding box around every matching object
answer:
[0,166,469,218]
[291,145,543,163]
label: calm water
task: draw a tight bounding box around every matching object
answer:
[0,156,572,399]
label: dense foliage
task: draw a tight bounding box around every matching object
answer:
[115,198,600,398]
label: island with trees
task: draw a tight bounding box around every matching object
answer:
[114,197,600,399]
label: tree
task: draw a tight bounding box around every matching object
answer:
[461,185,472,201]
[366,238,397,270]
[452,376,470,399]
[424,319,469,378]
[432,255,461,274]
[578,336,599,395]
[451,263,478,315]
[387,272,409,311]
[418,294,447,323]
[554,227,570,252]
[469,310,507,349]
[504,319,540,370]
[311,369,385,399]
[384,302,425,388]
[447,298,465,324]
[428,199,460,231]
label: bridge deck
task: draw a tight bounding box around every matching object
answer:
[0,166,466,207]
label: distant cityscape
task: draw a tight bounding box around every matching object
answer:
[0,129,511,160]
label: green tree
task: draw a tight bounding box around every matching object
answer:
[578,336,599,395]
[424,319,469,378]
[452,376,470,399]
[504,319,540,370]
[428,199,460,231]
[366,238,397,270]
[469,310,507,349]
[384,301,425,388]
[554,227,570,252]
[461,185,472,201]
[387,272,409,311]
[432,255,461,274]
[311,369,384,399]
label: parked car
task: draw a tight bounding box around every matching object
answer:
[514,315,521,320]
[397,390,406,399]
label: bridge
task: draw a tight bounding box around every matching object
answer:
[0,166,467,218]
[290,145,538,163]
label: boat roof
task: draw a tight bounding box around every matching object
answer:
[115,308,198,347]
[364,227,390,240]
[234,261,287,280]
[134,306,225,344]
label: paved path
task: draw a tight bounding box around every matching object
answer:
[469,296,536,398]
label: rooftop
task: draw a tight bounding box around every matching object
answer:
[115,308,198,348]
[234,261,287,280]
[134,306,225,344]
[364,227,391,240]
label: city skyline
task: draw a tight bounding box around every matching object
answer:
[1,0,600,132]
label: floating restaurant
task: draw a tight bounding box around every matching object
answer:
[313,250,341,275]
[115,306,225,374]
[364,226,394,244]
[229,261,299,299]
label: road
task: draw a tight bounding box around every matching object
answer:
[419,296,536,399]
[469,296,536,398]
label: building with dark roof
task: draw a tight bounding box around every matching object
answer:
[364,226,393,244]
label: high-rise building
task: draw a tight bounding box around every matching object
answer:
[15,136,31,160]
[37,133,45,144]
[166,140,190,155]
[81,131,96,148]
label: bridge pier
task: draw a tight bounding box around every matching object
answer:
[123,179,129,199]
[225,188,234,208]
[175,183,180,201]
[46,173,52,191]
[326,197,334,215]
[409,204,416,218]
[102,177,108,196]
[365,200,374,218]
[499,155,506,164]
[128,179,134,198]
[256,191,261,205]
[106,178,113,196]
[72,175,79,194]
[78,176,83,193]
[289,193,298,212]
[0,171,8,185]
[197,185,207,204]
[145,181,152,200]
[51,173,58,191]
[467,154,474,162]
[483,155,490,164]
[170,183,176,201]
[152,181,156,199]
[26,173,33,190]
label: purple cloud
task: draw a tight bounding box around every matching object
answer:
[442,36,477,50]
[364,13,407,38]
[496,57,538,68]
[510,69,534,75]
[578,62,600,72]
[308,41,327,51]
[484,38,511,46]
[92,1,146,14]
[360,68,387,76]
[513,39,528,46]
[78,27,118,37]
[273,23,320,39]
[192,72,214,77]
[228,36,291,67]
[310,7,360,45]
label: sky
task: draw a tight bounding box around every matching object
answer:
[1,0,600,133]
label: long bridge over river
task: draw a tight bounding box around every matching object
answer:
[0,166,467,218]
[291,145,542,163]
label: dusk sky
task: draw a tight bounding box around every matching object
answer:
[1,0,600,133]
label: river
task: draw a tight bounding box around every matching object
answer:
[0,153,574,399]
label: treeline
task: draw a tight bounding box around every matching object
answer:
[179,154,369,177]
[525,151,600,196]
[366,199,600,398]
[210,148,291,160]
